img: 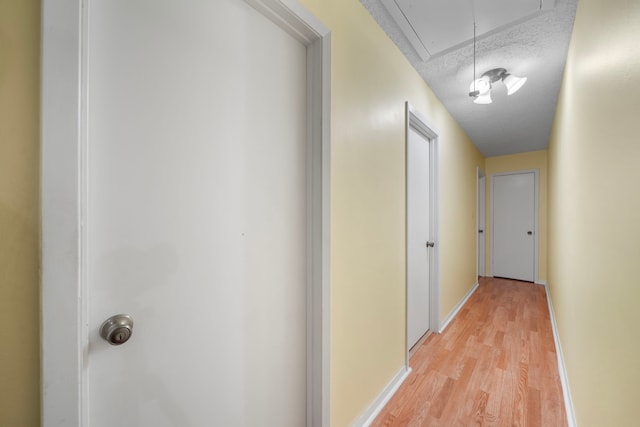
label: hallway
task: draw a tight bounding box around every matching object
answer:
[3,0,640,424]
[372,277,566,426]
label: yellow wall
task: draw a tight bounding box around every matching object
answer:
[0,1,41,425]
[547,0,640,425]
[485,150,548,282]
[297,0,483,425]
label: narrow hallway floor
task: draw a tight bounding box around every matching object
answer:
[372,277,567,427]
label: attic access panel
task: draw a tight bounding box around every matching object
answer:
[381,0,555,60]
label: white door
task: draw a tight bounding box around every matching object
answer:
[478,175,486,277]
[407,127,430,350]
[492,172,536,282]
[87,1,307,425]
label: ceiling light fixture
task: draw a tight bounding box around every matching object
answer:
[469,68,527,104]
[467,3,527,105]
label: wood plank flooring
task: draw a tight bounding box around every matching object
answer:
[372,277,567,427]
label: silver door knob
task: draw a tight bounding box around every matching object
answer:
[100,314,134,345]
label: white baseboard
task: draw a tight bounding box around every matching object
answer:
[535,279,548,286]
[352,366,411,427]
[439,282,479,333]
[543,283,577,427]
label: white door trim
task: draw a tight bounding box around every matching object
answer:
[489,169,539,282]
[404,102,440,365]
[477,169,486,278]
[40,1,331,426]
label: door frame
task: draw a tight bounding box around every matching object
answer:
[404,102,440,363]
[489,170,539,282]
[40,1,331,426]
[477,168,486,278]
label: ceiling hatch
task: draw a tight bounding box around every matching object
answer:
[380,0,556,60]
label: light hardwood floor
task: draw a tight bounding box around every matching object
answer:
[372,277,567,427]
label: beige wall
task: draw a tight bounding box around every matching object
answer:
[547,0,640,425]
[297,0,483,425]
[485,150,548,282]
[0,1,41,425]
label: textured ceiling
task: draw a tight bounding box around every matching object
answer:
[361,0,579,157]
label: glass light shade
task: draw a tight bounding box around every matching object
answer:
[469,77,492,104]
[473,92,492,104]
[469,77,491,96]
[503,74,527,95]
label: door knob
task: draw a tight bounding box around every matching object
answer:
[527,231,533,235]
[478,230,484,233]
[100,314,134,345]
[426,241,435,248]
